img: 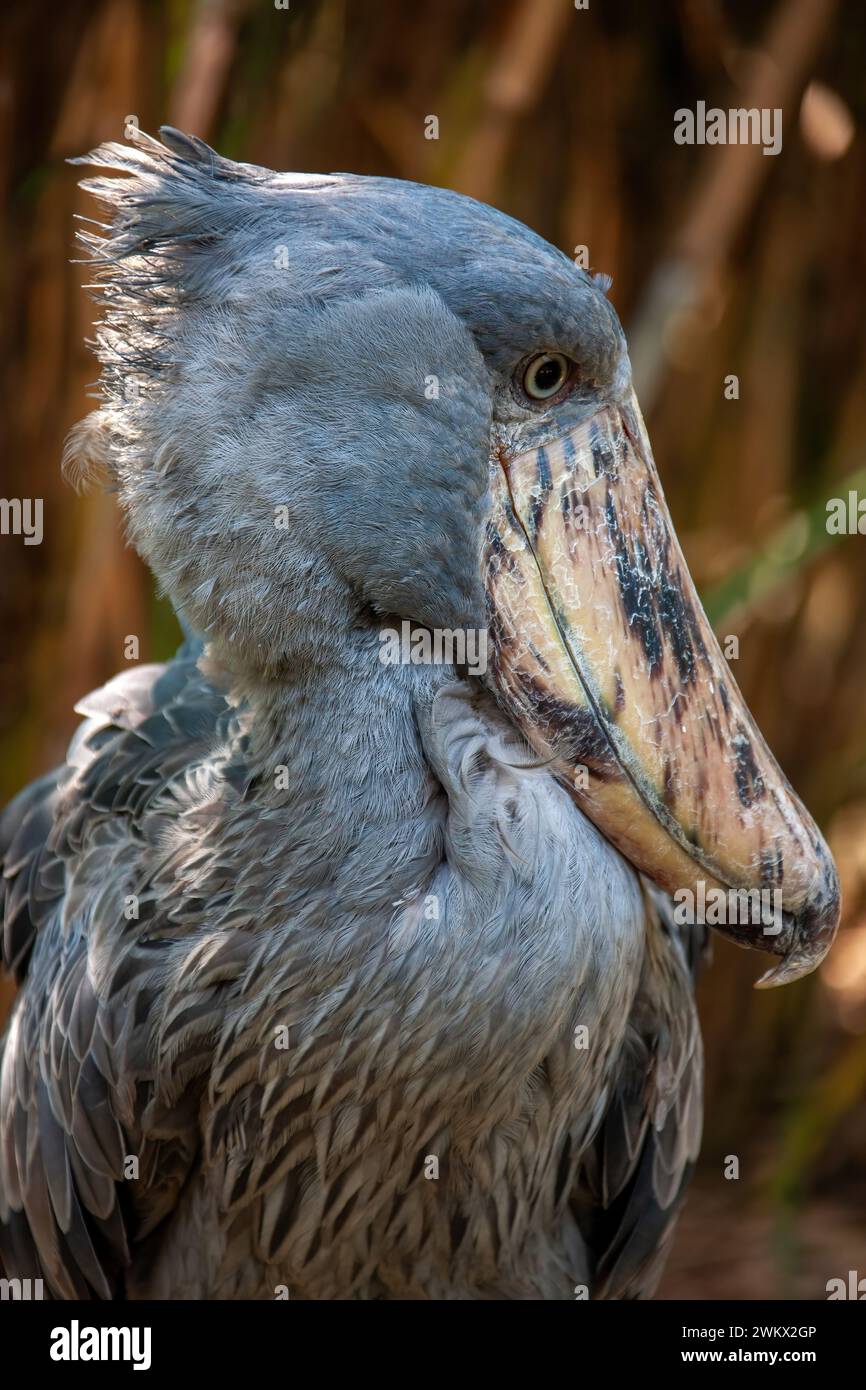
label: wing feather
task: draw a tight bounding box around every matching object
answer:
[575,890,706,1299]
[0,643,226,1297]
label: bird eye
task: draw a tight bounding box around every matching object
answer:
[521,352,571,401]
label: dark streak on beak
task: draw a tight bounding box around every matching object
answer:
[484,392,840,987]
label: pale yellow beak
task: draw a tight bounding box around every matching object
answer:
[484,391,839,986]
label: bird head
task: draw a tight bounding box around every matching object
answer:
[68,126,839,987]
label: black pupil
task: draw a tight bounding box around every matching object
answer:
[534,357,562,392]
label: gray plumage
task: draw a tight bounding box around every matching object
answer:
[0,128,706,1299]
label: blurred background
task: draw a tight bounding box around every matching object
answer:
[1,0,865,1298]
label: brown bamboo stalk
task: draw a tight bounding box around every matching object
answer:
[629,0,839,408]
[449,0,573,202]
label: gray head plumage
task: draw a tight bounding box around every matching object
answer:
[65,125,625,674]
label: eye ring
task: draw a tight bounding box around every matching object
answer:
[521,351,572,401]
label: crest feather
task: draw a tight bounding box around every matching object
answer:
[63,126,271,485]
[69,125,275,381]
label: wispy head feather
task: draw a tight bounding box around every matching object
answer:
[70,123,332,351]
[63,125,300,487]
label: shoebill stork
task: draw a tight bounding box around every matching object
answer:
[0,128,839,1300]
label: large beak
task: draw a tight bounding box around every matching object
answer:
[484,392,839,986]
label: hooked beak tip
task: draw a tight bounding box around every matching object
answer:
[754,871,841,989]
